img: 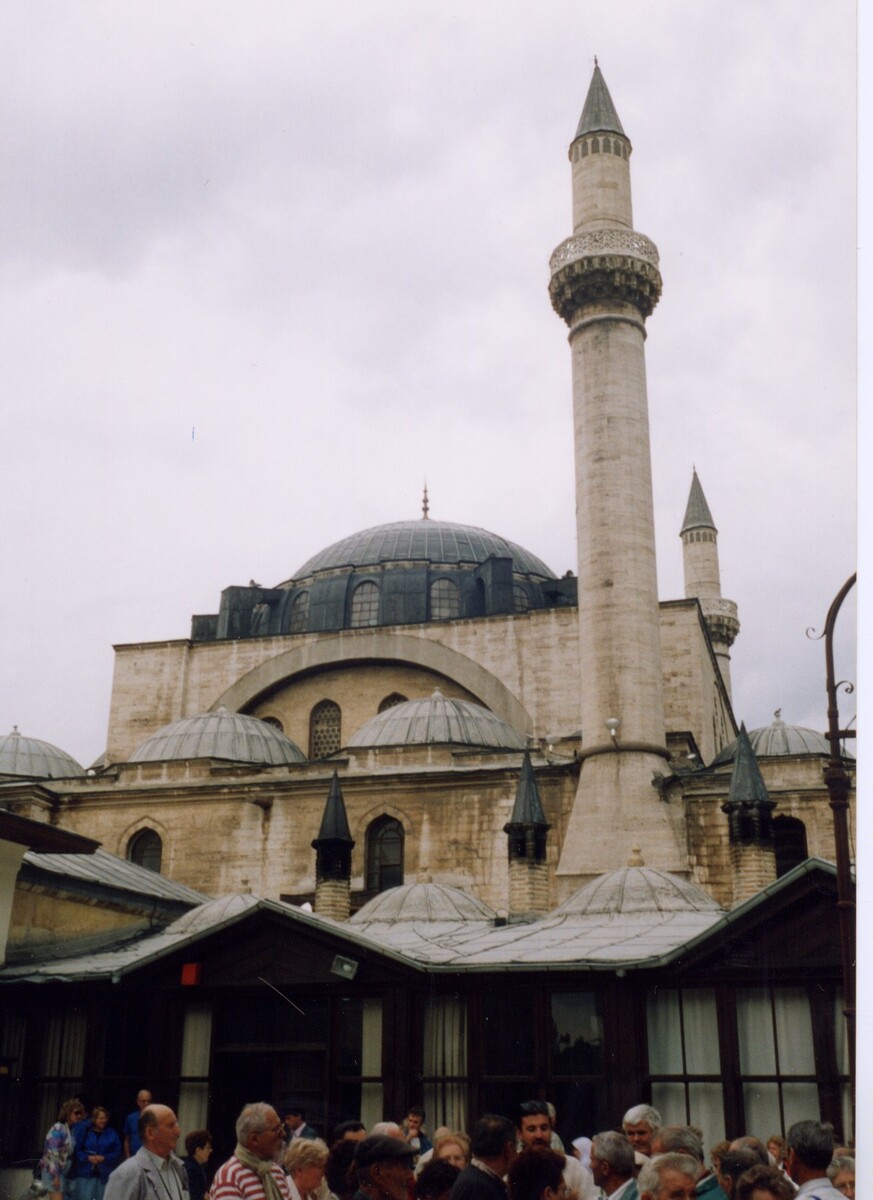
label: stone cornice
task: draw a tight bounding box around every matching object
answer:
[549,230,662,323]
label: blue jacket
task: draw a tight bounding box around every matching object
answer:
[75,1124,122,1184]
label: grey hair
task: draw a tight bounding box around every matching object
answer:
[591,1132,635,1177]
[371,1122,402,1137]
[654,1126,704,1163]
[236,1102,277,1146]
[827,1156,854,1183]
[638,1153,698,1200]
[787,1121,834,1173]
[622,1105,661,1131]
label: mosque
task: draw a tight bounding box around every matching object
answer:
[0,66,853,1176]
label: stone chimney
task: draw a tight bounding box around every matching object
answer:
[503,751,551,917]
[721,724,776,905]
[311,771,355,921]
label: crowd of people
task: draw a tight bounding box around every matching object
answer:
[37,1093,855,1200]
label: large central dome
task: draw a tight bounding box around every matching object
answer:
[291,520,555,580]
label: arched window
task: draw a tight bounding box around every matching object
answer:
[430,578,460,621]
[289,591,310,634]
[378,693,408,713]
[261,715,284,731]
[310,699,341,759]
[128,828,162,874]
[350,581,380,627]
[773,815,809,877]
[513,583,531,613]
[366,816,404,894]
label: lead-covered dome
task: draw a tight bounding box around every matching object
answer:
[347,690,527,750]
[293,519,555,579]
[350,881,496,923]
[554,861,723,918]
[0,727,86,779]
[712,711,835,766]
[130,708,306,765]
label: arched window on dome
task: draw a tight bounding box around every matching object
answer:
[261,716,284,732]
[366,816,404,895]
[430,578,460,621]
[773,815,809,878]
[289,591,310,634]
[128,828,162,874]
[378,693,408,713]
[350,581,380,627]
[310,699,341,759]
[513,583,531,613]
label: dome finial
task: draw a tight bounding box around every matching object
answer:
[422,480,430,520]
[627,846,644,867]
[774,708,782,721]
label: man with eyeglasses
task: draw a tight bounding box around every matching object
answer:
[212,1103,292,1200]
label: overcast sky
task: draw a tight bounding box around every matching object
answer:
[0,1,857,768]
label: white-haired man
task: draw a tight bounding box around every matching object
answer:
[212,1103,292,1200]
[637,1154,697,1200]
[621,1107,661,1160]
[590,1131,638,1200]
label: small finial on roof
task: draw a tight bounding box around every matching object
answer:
[627,846,644,866]
[11,725,20,737]
[422,481,430,520]
[594,54,598,67]
[774,708,782,721]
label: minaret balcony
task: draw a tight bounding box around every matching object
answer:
[549,230,662,322]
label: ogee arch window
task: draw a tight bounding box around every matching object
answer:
[310,699,342,758]
[350,581,380,627]
[127,828,163,874]
[366,816,404,894]
[378,693,408,713]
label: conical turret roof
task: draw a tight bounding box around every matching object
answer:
[505,751,549,828]
[725,724,771,806]
[681,469,716,534]
[313,770,354,845]
[574,64,626,140]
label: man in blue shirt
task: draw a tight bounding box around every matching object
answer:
[122,1091,152,1159]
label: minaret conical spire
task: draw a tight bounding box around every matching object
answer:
[505,750,549,829]
[504,751,551,917]
[680,469,740,700]
[312,771,355,921]
[313,770,354,845]
[574,63,627,140]
[722,724,776,904]
[681,469,716,534]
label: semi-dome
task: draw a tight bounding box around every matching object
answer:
[347,690,527,750]
[130,708,306,765]
[0,727,86,779]
[350,881,497,923]
[554,859,723,918]
[293,519,555,579]
[712,711,835,766]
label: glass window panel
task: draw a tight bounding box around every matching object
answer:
[431,579,460,620]
[483,993,533,1076]
[551,1080,605,1151]
[834,992,850,1074]
[350,582,380,627]
[289,592,310,633]
[361,1082,383,1130]
[652,1082,687,1125]
[180,1004,212,1075]
[743,1082,781,1141]
[737,989,776,1074]
[550,993,603,1075]
[361,999,382,1077]
[647,990,682,1074]
[177,1083,209,1141]
[772,989,814,1074]
[688,1083,725,1155]
[682,991,720,1073]
[780,1082,821,1132]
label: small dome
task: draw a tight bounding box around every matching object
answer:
[293,519,554,580]
[347,690,527,750]
[130,708,306,765]
[0,727,86,779]
[555,864,723,918]
[712,711,834,766]
[350,882,496,923]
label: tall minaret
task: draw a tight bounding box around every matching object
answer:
[550,65,686,889]
[680,469,740,698]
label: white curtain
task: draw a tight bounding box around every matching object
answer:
[37,1012,87,1147]
[177,1004,212,1139]
[360,999,383,1131]
[646,991,681,1074]
[423,996,467,1131]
